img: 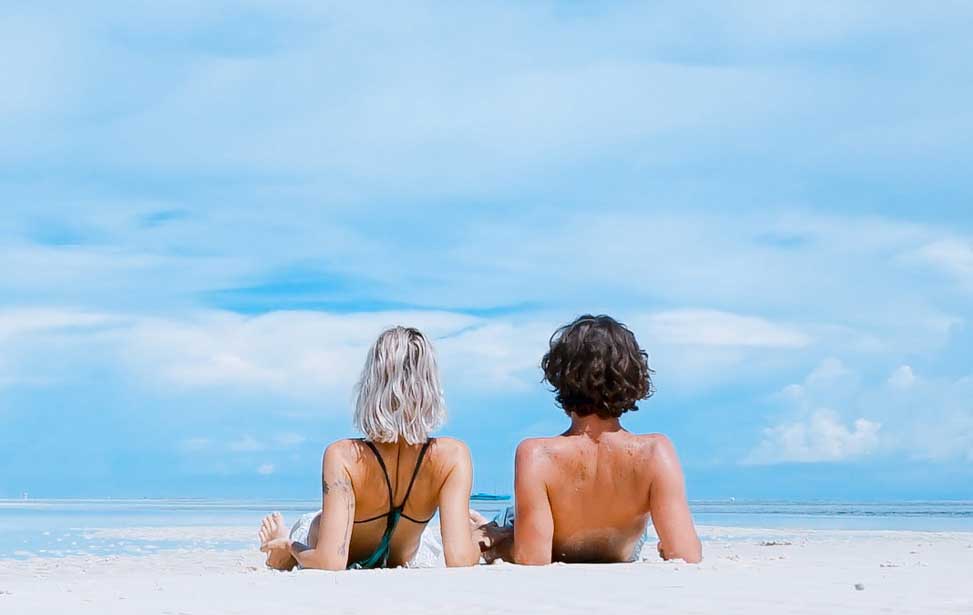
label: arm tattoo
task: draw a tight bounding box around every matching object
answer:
[340,493,353,556]
[322,476,330,496]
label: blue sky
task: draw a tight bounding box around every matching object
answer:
[1,1,972,500]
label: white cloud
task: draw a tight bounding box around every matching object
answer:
[887,365,916,389]
[122,309,481,400]
[437,321,551,391]
[778,358,861,411]
[640,309,811,348]
[0,306,550,398]
[256,464,275,476]
[745,409,881,465]
[806,357,851,387]
[778,383,805,401]
[1,2,971,494]
[622,309,817,394]
[8,1,969,193]
[751,358,973,464]
[1,209,964,374]
[0,308,118,341]
[912,238,973,283]
[0,243,252,317]
[0,308,129,390]
[47,13,826,190]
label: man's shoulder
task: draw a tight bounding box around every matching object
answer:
[630,432,677,458]
[634,432,674,446]
[516,436,561,456]
[514,437,566,471]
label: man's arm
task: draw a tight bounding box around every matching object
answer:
[648,437,702,563]
[436,439,480,567]
[512,440,554,565]
[289,442,356,570]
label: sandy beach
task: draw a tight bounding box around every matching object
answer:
[1,525,970,614]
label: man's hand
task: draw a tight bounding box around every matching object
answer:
[474,522,514,563]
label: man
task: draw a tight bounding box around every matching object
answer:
[480,315,702,564]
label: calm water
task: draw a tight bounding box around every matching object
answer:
[2,498,972,559]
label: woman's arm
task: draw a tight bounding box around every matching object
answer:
[648,437,702,563]
[289,442,357,570]
[511,439,554,565]
[437,440,480,567]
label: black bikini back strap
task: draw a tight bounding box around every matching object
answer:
[399,439,432,508]
[358,439,432,519]
[363,440,396,509]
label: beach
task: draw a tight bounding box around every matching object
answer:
[4,2,973,612]
[2,524,971,614]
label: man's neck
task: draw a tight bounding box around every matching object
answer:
[565,413,623,437]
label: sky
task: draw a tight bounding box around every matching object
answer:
[1,1,972,500]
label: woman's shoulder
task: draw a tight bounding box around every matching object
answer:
[428,436,470,458]
[320,438,365,465]
[425,437,472,472]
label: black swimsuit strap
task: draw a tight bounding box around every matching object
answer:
[399,439,432,509]
[400,511,433,524]
[354,439,433,524]
[363,440,395,509]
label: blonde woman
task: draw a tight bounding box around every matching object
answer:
[257,326,481,570]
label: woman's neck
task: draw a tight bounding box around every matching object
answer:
[370,439,424,451]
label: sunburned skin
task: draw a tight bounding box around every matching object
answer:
[478,413,702,565]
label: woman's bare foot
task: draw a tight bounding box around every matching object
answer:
[259,512,297,571]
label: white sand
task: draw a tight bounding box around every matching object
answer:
[1,526,971,614]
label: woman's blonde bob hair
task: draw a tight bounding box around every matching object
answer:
[353,326,446,444]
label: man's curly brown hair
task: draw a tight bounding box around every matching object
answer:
[541,314,654,419]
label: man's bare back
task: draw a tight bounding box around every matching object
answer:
[512,416,701,564]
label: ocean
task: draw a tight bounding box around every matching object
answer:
[2,498,971,559]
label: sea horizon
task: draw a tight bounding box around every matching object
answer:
[4,497,973,560]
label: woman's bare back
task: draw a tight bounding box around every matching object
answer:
[260,436,478,570]
[337,437,454,566]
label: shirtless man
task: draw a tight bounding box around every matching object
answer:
[479,315,702,564]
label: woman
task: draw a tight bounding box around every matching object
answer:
[258,326,481,570]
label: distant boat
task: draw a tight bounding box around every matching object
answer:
[471,493,510,501]
[21,492,28,500]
